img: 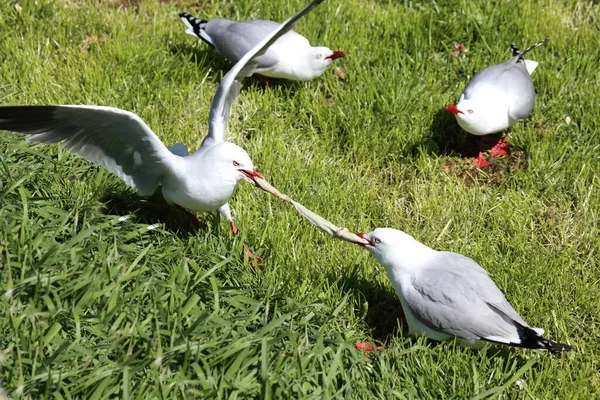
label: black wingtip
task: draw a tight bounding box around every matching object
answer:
[520,326,573,353]
[0,105,60,135]
[0,104,59,116]
[179,12,207,25]
[179,12,213,48]
[515,38,549,60]
[510,44,521,57]
[539,337,573,353]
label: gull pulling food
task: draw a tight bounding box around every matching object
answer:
[0,0,325,245]
[179,11,346,82]
[445,38,548,168]
[355,228,572,351]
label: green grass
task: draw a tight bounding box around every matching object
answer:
[1,0,599,397]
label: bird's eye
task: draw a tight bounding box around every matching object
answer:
[467,109,474,114]
[316,53,323,59]
[373,237,381,244]
[233,161,240,167]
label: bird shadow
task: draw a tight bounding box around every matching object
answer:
[327,269,406,343]
[407,108,529,185]
[419,108,508,159]
[169,42,231,82]
[98,187,211,238]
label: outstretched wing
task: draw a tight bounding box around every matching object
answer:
[0,105,178,196]
[201,0,324,149]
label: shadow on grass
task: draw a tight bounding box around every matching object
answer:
[409,108,530,185]
[99,188,212,238]
[169,42,231,81]
[327,270,406,343]
[421,108,512,158]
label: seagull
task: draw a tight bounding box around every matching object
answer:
[445,38,548,168]
[179,11,346,82]
[356,228,573,352]
[0,0,325,243]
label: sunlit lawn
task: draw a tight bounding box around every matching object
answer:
[1,0,599,398]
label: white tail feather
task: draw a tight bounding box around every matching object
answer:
[180,17,195,35]
[532,327,545,335]
[524,60,539,75]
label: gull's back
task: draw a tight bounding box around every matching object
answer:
[205,19,307,68]
[462,56,536,121]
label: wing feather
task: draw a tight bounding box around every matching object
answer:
[404,252,531,342]
[0,105,177,196]
[201,0,324,149]
[205,19,281,68]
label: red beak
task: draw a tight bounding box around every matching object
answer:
[325,51,346,61]
[445,105,463,115]
[356,233,374,247]
[239,168,264,185]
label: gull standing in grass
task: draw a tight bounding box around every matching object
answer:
[0,0,326,249]
[356,228,572,351]
[445,38,548,168]
[179,10,346,83]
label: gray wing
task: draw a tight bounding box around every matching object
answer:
[0,105,178,196]
[404,252,532,343]
[205,19,281,68]
[504,61,536,121]
[463,58,535,121]
[201,0,324,149]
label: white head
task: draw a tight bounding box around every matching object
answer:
[356,228,434,272]
[207,142,263,186]
[301,47,346,79]
[445,97,510,136]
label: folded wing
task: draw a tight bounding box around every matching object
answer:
[404,252,531,343]
[207,19,281,67]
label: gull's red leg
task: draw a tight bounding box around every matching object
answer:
[475,152,490,168]
[178,206,201,228]
[254,73,273,87]
[490,136,509,157]
[230,221,264,269]
[230,221,239,236]
[473,136,490,168]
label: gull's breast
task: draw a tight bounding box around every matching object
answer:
[161,170,236,213]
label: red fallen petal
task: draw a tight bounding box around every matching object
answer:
[355,342,374,351]
[355,342,383,352]
[243,244,265,269]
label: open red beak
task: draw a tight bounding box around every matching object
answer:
[356,233,374,247]
[239,168,264,185]
[325,51,346,61]
[445,105,463,115]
